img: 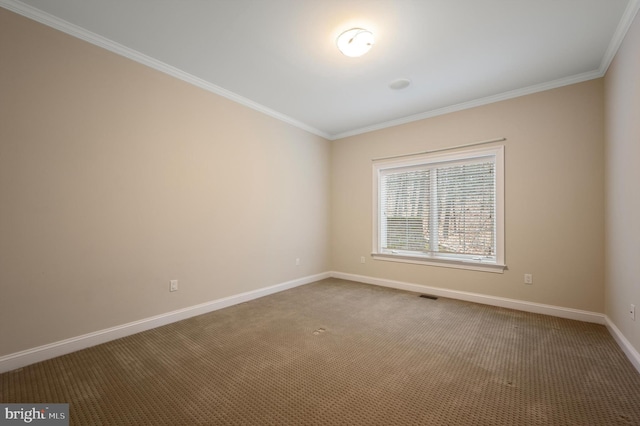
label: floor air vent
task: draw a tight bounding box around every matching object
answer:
[420,294,438,300]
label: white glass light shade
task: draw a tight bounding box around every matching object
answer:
[336,28,374,57]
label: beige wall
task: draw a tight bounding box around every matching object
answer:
[604,13,640,354]
[0,9,331,356]
[331,80,605,313]
[0,6,617,359]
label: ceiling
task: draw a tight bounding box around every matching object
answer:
[2,0,639,140]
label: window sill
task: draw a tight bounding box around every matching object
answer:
[371,253,506,273]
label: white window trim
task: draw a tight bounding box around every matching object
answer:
[372,145,506,273]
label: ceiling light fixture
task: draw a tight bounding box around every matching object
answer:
[336,28,374,57]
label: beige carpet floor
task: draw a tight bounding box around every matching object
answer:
[2,278,640,425]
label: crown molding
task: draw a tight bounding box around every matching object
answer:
[2,0,638,142]
[330,0,640,140]
[330,69,603,140]
[0,0,332,140]
[599,0,640,75]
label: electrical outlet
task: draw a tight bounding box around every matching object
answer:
[170,280,178,292]
[295,258,300,266]
[360,256,366,264]
[524,274,533,285]
[631,304,636,321]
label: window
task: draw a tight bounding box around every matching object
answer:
[372,145,505,273]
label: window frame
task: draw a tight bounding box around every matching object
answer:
[372,145,505,273]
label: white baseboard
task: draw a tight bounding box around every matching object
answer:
[0,272,330,374]
[330,271,606,325]
[330,271,640,374]
[4,271,639,377]
[604,316,640,374]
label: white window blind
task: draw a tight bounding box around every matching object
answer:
[373,146,505,272]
